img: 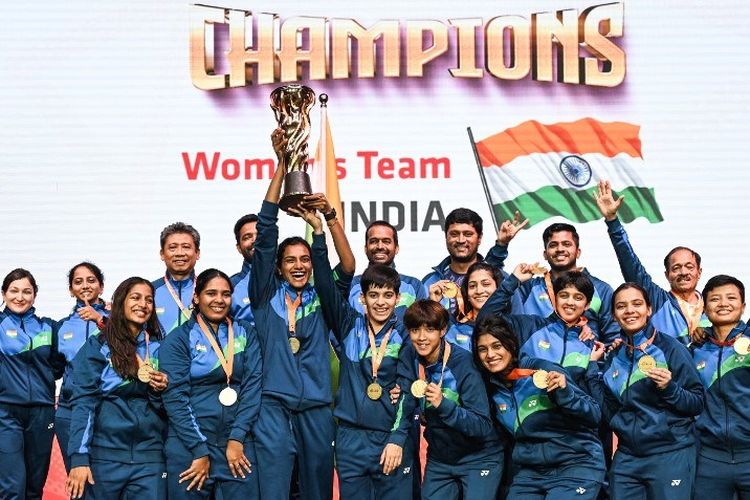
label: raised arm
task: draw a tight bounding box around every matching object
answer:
[485,210,528,270]
[249,164,285,307]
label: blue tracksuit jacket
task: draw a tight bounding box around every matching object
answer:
[478,274,595,388]
[398,341,502,465]
[152,272,195,335]
[587,325,705,457]
[344,270,427,321]
[159,316,262,459]
[0,308,59,405]
[691,321,750,463]
[311,236,412,444]
[68,331,166,467]
[490,358,604,481]
[606,218,709,344]
[230,260,255,325]
[249,201,332,410]
[445,318,474,352]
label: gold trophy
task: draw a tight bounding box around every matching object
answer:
[270,84,316,212]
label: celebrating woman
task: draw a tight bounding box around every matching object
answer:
[588,283,704,499]
[691,275,750,498]
[160,269,261,499]
[66,277,168,499]
[474,315,605,499]
[0,268,59,500]
[56,262,109,473]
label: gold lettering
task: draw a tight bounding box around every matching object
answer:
[532,9,579,84]
[190,5,229,90]
[485,16,530,80]
[226,10,276,87]
[279,17,327,82]
[331,20,400,79]
[581,3,625,87]
[448,19,483,78]
[406,21,448,77]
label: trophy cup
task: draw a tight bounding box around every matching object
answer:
[270,85,316,212]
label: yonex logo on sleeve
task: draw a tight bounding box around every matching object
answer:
[480,470,489,476]
[576,487,586,494]
[402,467,411,474]
[671,479,681,486]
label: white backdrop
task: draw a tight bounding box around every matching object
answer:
[1,0,748,318]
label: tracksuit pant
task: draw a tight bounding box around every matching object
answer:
[508,464,602,499]
[55,405,73,473]
[335,424,414,500]
[695,454,750,500]
[421,456,502,500]
[610,445,696,500]
[85,460,167,499]
[166,435,259,499]
[253,396,334,500]
[0,403,54,500]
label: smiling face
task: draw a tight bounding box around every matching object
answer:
[362,285,399,326]
[445,223,482,263]
[665,249,702,295]
[123,283,154,334]
[705,284,745,328]
[365,225,399,265]
[194,276,232,326]
[160,233,200,278]
[409,324,446,363]
[278,243,312,291]
[236,221,258,261]
[3,278,35,315]
[476,333,512,374]
[554,285,590,325]
[466,269,497,311]
[69,266,103,304]
[613,287,652,335]
[543,230,581,272]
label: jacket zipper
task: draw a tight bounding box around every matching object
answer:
[21,316,34,403]
[717,346,734,462]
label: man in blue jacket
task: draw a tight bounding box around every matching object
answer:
[595,180,707,345]
[152,222,201,335]
[230,213,257,325]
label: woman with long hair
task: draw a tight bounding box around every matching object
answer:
[0,268,59,499]
[473,315,605,499]
[160,268,261,499]
[588,283,704,499]
[55,262,108,473]
[66,277,168,499]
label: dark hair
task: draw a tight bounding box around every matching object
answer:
[702,275,745,304]
[360,264,400,294]
[472,316,519,378]
[461,262,504,316]
[552,271,594,303]
[67,262,104,288]
[103,277,163,379]
[611,282,652,309]
[233,214,258,244]
[365,220,399,246]
[276,237,312,272]
[542,222,580,247]
[2,268,38,295]
[444,208,483,236]
[404,300,449,331]
[160,222,201,250]
[663,246,701,271]
[195,268,234,295]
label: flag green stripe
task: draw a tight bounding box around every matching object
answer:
[492,185,663,228]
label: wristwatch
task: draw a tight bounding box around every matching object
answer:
[324,208,337,221]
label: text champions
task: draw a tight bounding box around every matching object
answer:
[190,2,625,90]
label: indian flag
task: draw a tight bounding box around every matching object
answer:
[474,118,663,227]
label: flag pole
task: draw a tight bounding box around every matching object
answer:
[467,127,499,232]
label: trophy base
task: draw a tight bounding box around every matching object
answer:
[279,171,313,214]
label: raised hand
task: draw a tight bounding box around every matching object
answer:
[593,180,624,221]
[287,205,323,233]
[497,211,529,246]
[512,263,534,283]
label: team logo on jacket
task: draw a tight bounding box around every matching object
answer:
[242,297,250,304]
[696,361,706,370]
[456,334,469,344]
[63,332,74,341]
[498,403,507,412]
[6,329,17,338]
[195,343,207,352]
[539,293,549,301]
[538,340,551,350]
[612,370,619,378]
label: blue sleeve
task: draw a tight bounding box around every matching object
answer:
[476,274,547,344]
[312,235,357,342]
[229,322,263,442]
[68,340,105,468]
[159,329,210,459]
[484,243,508,271]
[605,218,670,309]
[249,200,280,307]
[584,359,621,423]
[392,344,419,446]
[595,282,620,345]
[434,362,494,438]
[49,318,66,380]
[332,262,354,300]
[550,367,601,428]
[659,340,705,417]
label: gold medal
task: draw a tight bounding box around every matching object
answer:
[529,262,548,276]
[137,363,154,383]
[734,336,750,356]
[532,369,548,389]
[410,379,428,398]
[638,355,656,373]
[443,282,458,299]
[219,386,238,406]
[289,337,301,354]
[366,382,383,400]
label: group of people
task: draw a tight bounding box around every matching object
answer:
[1,171,747,500]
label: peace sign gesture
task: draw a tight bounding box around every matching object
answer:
[496,211,529,246]
[593,180,625,221]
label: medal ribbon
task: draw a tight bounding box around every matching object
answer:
[367,319,393,382]
[135,331,151,367]
[506,368,536,381]
[417,341,452,388]
[164,274,196,321]
[708,323,748,347]
[196,315,235,385]
[285,293,302,337]
[672,291,704,336]
[625,328,657,354]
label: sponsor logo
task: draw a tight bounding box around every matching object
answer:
[480,470,490,476]
[63,332,74,341]
[195,343,207,353]
[696,361,706,370]
[538,340,551,350]
[528,399,538,408]
[162,473,168,479]
[6,329,17,338]
[671,479,681,487]
[403,467,411,474]
[576,486,587,495]
[47,423,55,430]
[156,307,165,314]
